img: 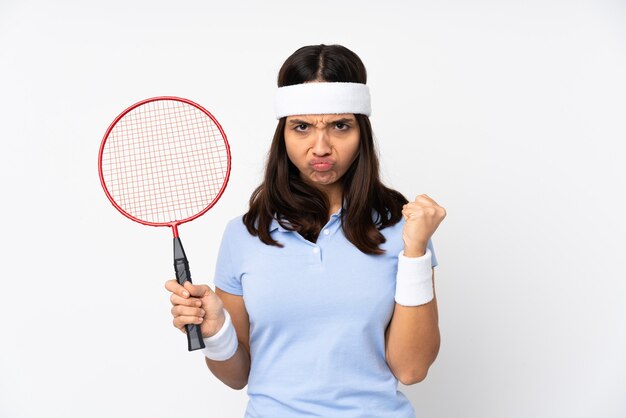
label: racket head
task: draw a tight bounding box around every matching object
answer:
[98,96,231,231]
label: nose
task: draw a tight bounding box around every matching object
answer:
[312,130,331,156]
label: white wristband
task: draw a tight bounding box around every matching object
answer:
[395,248,434,306]
[201,309,239,361]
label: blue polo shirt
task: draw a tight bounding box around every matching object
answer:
[214,208,438,418]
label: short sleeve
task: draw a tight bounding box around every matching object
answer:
[213,220,243,296]
[427,238,438,268]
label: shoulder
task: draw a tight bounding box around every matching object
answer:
[222,213,249,237]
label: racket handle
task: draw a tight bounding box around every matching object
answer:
[174,237,206,352]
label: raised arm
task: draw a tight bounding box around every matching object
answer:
[386,193,445,384]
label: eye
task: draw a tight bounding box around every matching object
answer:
[335,122,350,130]
[294,123,308,132]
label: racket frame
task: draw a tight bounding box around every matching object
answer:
[97,96,231,237]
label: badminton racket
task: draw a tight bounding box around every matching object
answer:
[98,96,231,351]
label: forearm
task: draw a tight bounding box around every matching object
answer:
[205,343,251,390]
[385,282,440,385]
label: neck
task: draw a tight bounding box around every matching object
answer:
[314,182,343,215]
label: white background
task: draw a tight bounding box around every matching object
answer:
[1,1,625,417]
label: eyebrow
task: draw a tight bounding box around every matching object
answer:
[288,117,356,125]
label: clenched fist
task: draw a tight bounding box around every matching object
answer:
[401,194,446,257]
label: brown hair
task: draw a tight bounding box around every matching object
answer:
[243,44,408,255]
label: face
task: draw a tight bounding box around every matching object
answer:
[284,113,360,190]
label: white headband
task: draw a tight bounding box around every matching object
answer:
[274,82,371,119]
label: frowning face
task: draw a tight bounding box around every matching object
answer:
[284,113,360,190]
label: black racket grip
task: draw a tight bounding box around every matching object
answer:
[174,237,205,351]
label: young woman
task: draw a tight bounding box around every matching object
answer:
[165,44,446,417]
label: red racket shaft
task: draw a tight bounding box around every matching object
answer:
[174,237,205,351]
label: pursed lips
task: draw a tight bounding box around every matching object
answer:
[309,158,335,171]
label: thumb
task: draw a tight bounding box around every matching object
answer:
[183,281,210,298]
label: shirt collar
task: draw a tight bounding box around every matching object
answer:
[269,207,343,233]
[269,218,290,233]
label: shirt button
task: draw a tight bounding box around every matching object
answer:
[323,229,330,235]
[312,247,320,254]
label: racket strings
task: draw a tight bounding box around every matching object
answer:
[100,100,229,224]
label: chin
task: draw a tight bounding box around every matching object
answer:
[311,176,337,185]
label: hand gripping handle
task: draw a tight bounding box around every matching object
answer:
[174,237,205,351]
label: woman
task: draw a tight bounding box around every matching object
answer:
[165,44,446,417]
